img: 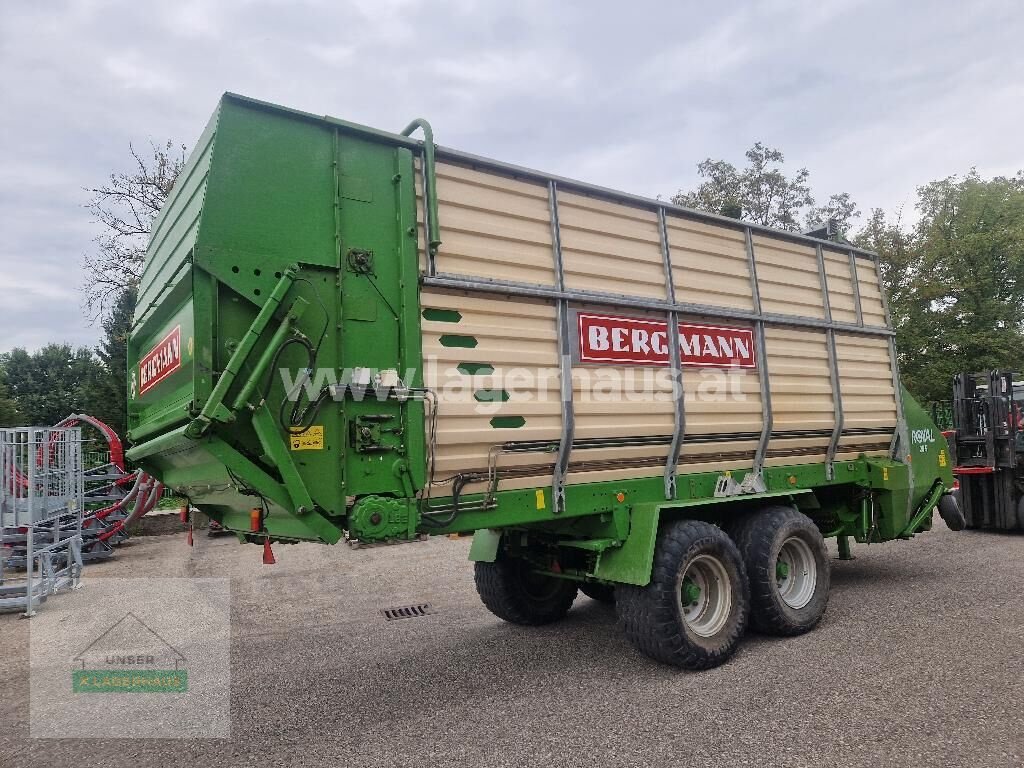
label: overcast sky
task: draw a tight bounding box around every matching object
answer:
[1,0,1022,353]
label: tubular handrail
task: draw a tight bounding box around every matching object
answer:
[401,118,442,259]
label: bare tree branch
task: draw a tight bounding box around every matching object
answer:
[82,139,187,321]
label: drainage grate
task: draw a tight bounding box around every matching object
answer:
[381,603,434,621]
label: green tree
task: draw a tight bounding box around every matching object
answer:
[94,285,137,435]
[1,344,108,427]
[673,157,744,220]
[806,192,861,237]
[0,367,21,426]
[672,142,848,232]
[859,171,1024,402]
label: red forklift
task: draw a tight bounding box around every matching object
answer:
[950,371,1024,530]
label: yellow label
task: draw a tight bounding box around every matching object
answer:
[289,425,324,451]
[535,488,546,509]
[938,450,947,467]
[882,466,889,481]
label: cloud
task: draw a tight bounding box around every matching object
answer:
[103,52,179,92]
[1,0,1022,353]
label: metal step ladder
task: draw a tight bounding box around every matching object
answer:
[0,427,84,616]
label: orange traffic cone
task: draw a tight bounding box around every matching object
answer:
[262,539,276,565]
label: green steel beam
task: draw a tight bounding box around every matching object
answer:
[901,480,945,538]
[185,267,297,437]
[230,298,308,412]
[202,437,294,511]
[250,408,315,514]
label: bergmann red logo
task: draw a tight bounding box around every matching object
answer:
[139,326,182,395]
[577,313,756,368]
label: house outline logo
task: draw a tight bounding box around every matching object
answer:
[72,612,188,693]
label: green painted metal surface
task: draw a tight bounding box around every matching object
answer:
[126,93,954,588]
[468,529,502,563]
[128,94,423,545]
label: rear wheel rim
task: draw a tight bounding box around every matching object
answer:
[679,554,732,637]
[776,537,817,609]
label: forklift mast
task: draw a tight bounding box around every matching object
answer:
[951,371,1024,530]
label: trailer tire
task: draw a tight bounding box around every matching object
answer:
[580,583,616,604]
[1016,497,1024,531]
[474,557,578,626]
[938,492,966,532]
[616,520,748,670]
[730,506,830,636]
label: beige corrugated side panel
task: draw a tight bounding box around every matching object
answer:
[761,327,833,466]
[666,215,754,311]
[418,162,556,285]
[853,258,888,327]
[753,236,826,319]
[416,160,895,493]
[822,250,858,324]
[572,370,674,438]
[563,366,765,483]
[835,438,890,461]
[571,305,673,444]
[558,192,667,299]
[682,362,763,436]
[835,333,897,432]
[421,290,561,484]
[764,327,834,431]
[566,303,673,486]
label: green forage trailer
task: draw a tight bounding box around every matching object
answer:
[127,94,959,669]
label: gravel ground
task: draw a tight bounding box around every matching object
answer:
[2,524,1023,767]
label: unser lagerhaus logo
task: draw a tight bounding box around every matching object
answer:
[72,612,188,693]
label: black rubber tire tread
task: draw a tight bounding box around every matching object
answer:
[1016,496,1024,531]
[474,557,578,626]
[730,505,830,636]
[580,582,616,604]
[616,519,749,670]
[938,493,966,532]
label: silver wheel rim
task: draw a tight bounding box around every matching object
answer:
[776,536,817,609]
[679,554,732,638]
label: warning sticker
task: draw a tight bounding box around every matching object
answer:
[289,426,324,451]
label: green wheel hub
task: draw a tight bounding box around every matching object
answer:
[678,554,733,638]
[682,579,702,605]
